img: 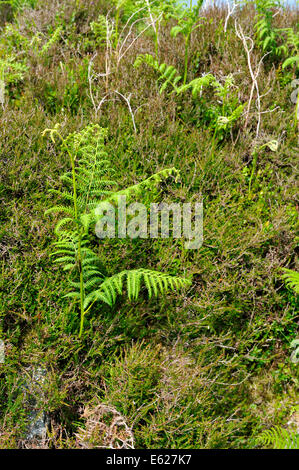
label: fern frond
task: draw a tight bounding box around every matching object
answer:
[282,55,299,70]
[54,217,74,235]
[83,268,191,310]
[216,104,246,131]
[259,425,299,449]
[282,269,299,294]
[39,26,63,56]
[86,167,180,230]
[48,189,74,202]
[0,55,28,106]
[106,167,180,203]
[45,205,75,217]
[63,291,81,300]
[134,54,182,93]
[90,15,115,47]
[47,124,116,232]
[54,255,76,264]
[176,73,218,98]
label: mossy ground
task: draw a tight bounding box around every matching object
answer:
[0,0,298,448]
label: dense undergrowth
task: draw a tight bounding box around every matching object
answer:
[0,0,298,449]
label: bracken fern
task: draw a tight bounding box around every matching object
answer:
[254,0,286,58]
[282,268,299,294]
[43,123,191,337]
[134,54,182,93]
[0,55,28,107]
[259,425,299,449]
[282,27,299,72]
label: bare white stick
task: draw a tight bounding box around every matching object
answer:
[114,90,137,133]
[94,90,137,133]
[145,0,158,46]
[117,14,162,65]
[88,53,98,114]
[235,21,270,137]
[224,1,239,33]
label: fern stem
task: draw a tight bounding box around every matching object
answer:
[78,232,85,338]
[55,132,85,337]
[183,35,190,86]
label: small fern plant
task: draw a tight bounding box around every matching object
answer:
[179,73,245,136]
[0,0,37,13]
[0,55,28,107]
[39,26,63,57]
[254,0,299,74]
[282,27,299,73]
[90,14,115,49]
[1,21,63,58]
[282,268,299,364]
[134,56,220,97]
[0,23,30,54]
[169,2,205,85]
[134,54,183,93]
[254,0,286,58]
[282,268,299,294]
[259,425,299,449]
[134,56,245,143]
[43,124,191,338]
